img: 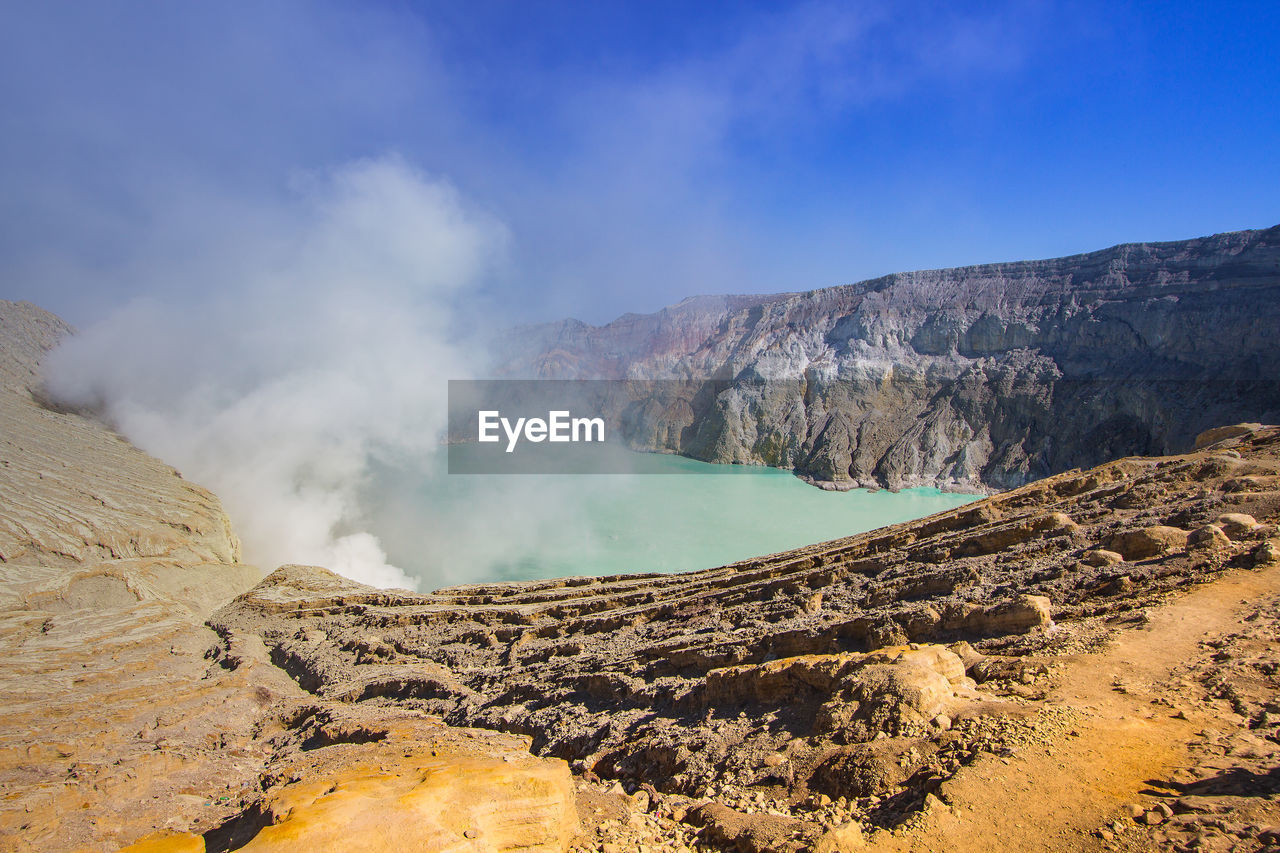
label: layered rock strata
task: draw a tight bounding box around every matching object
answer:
[498,225,1280,491]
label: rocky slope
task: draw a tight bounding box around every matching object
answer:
[215,423,1280,851]
[497,225,1280,492]
[0,301,579,852]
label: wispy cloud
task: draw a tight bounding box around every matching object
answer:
[469,0,1061,321]
[0,0,1067,325]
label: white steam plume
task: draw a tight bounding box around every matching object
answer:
[44,156,505,589]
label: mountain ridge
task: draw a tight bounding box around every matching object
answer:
[497,224,1280,491]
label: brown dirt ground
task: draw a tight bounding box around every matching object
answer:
[874,554,1280,853]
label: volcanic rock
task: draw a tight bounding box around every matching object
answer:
[498,226,1280,492]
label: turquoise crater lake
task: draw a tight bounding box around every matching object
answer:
[363,449,982,590]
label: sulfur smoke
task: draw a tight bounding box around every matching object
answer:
[45,156,506,589]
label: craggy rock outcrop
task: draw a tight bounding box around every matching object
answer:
[0,301,579,852]
[498,225,1280,491]
[215,424,1280,843]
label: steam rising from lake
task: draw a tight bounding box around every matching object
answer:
[46,156,504,589]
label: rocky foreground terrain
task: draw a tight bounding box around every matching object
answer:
[2,297,1280,852]
[213,423,1280,853]
[499,224,1280,493]
[0,302,578,852]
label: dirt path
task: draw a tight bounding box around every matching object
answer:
[877,557,1280,853]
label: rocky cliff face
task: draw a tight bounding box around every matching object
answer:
[499,226,1280,491]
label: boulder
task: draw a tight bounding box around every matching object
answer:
[1253,541,1280,568]
[865,645,969,688]
[815,820,867,851]
[828,647,971,735]
[959,594,1053,635]
[947,640,985,672]
[1188,524,1232,552]
[1082,549,1125,566]
[809,738,936,799]
[707,645,968,740]
[1107,526,1189,560]
[686,803,815,853]
[1217,513,1262,538]
[704,644,968,713]
[235,750,577,853]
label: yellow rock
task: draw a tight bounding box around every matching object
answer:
[239,754,577,853]
[814,819,866,851]
[117,832,205,853]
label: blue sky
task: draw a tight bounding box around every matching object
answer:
[2,0,1278,326]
